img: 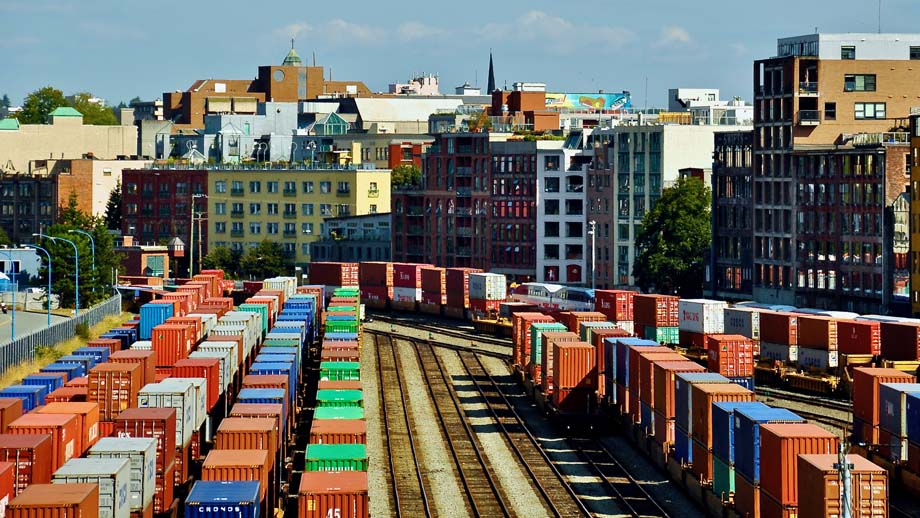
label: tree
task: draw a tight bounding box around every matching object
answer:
[68,92,117,125]
[104,182,122,230]
[202,246,242,279]
[128,97,142,107]
[632,177,711,297]
[0,227,10,247]
[239,240,291,280]
[0,95,9,109]
[391,164,421,188]
[15,86,67,124]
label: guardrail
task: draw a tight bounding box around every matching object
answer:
[0,294,122,378]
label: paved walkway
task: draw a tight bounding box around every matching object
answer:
[0,310,69,343]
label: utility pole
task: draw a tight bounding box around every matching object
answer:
[589,220,597,290]
[189,194,207,277]
[835,442,854,518]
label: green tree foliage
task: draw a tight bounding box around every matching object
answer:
[0,227,10,247]
[69,92,117,125]
[0,94,10,109]
[201,246,241,279]
[239,240,291,280]
[104,182,122,230]
[15,86,68,124]
[632,177,712,297]
[391,164,421,188]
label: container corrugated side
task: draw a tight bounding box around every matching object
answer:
[201,450,270,502]
[51,458,131,518]
[796,454,887,518]
[8,483,98,518]
[758,423,840,506]
[185,481,260,518]
[298,471,367,518]
[86,437,156,512]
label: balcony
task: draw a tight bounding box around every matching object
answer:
[283,230,297,238]
[140,209,153,217]
[455,166,472,177]
[456,188,471,198]
[458,145,472,154]
[230,188,244,197]
[231,210,244,218]
[283,189,297,197]
[157,191,171,198]
[283,211,297,219]
[850,132,910,146]
[455,207,472,216]
[230,230,244,237]
[798,82,819,96]
[367,189,379,198]
[797,110,821,126]
[336,189,351,197]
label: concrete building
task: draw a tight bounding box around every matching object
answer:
[310,212,392,262]
[0,108,137,174]
[132,100,164,122]
[752,32,920,306]
[0,247,43,288]
[389,74,440,96]
[207,165,390,267]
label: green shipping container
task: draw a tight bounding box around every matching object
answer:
[305,444,368,471]
[320,361,360,381]
[238,303,270,335]
[326,321,359,334]
[332,288,360,298]
[316,389,363,408]
[644,326,679,345]
[314,407,365,420]
[327,306,357,313]
[530,322,568,366]
[712,455,734,498]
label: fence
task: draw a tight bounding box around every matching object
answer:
[0,294,122,379]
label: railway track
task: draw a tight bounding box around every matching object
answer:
[374,333,432,517]
[458,351,590,518]
[412,341,512,518]
[756,386,852,413]
[370,312,512,348]
[569,437,671,518]
[367,328,510,360]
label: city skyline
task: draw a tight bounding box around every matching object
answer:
[3,0,915,109]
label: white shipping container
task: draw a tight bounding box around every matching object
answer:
[53,458,131,518]
[162,378,207,430]
[678,299,728,334]
[392,287,421,303]
[138,382,195,448]
[724,307,761,341]
[130,340,152,351]
[87,438,156,513]
[796,347,838,370]
[616,321,635,336]
[469,273,506,301]
[264,277,297,298]
[197,342,240,377]
[186,313,218,337]
[760,342,799,363]
[189,350,232,395]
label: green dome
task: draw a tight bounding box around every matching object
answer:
[282,47,303,66]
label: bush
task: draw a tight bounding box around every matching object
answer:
[75,322,90,340]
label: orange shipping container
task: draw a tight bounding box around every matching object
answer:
[9,483,98,518]
[85,339,121,355]
[162,292,195,315]
[201,449,270,502]
[637,351,687,405]
[513,313,555,368]
[108,350,157,386]
[166,316,203,344]
[706,334,755,377]
[45,387,87,403]
[758,423,840,506]
[320,350,360,363]
[173,358,221,411]
[317,380,362,391]
[633,294,679,327]
[154,462,174,514]
[760,312,798,345]
[0,398,23,433]
[690,383,755,447]
[837,320,881,356]
[87,363,143,421]
[551,342,596,390]
[205,334,245,367]
[0,434,54,495]
[7,413,80,470]
[298,471,368,518]
[797,316,838,350]
[652,361,706,417]
[852,367,915,426]
[797,454,887,518]
[151,324,194,366]
[214,418,278,469]
[309,419,366,445]
[228,404,285,445]
[539,332,579,391]
[561,312,607,334]
[34,402,100,456]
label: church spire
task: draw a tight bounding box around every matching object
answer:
[487,51,495,93]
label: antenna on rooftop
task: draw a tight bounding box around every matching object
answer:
[878,0,882,33]
[291,38,295,50]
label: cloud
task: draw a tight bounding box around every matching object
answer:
[481,10,633,54]
[397,21,440,42]
[275,19,385,47]
[656,25,692,47]
[276,22,312,40]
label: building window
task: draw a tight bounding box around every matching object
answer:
[544,199,560,215]
[215,222,226,233]
[844,74,876,92]
[320,203,332,216]
[302,203,314,216]
[841,45,856,60]
[912,46,920,60]
[303,181,314,193]
[544,178,560,193]
[249,203,261,215]
[267,203,279,215]
[320,181,331,194]
[369,204,377,214]
[249,181,261,193]
[267,223,279,234]
[545,222,559,237]
[267,181,279,193]
[232,181,243,194]
[215,203,226,215]
[854,102,886,120]
[214,181,227,193]
[302,223,313,234]
[544,156,560,171]
[284,223,295,234]
[337,181,350,194]
[824,102,837,120]
[249,222,261,234]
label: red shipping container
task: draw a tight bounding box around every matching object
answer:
[298,471,368,518]
[690,439,712,482]
[34,402,100,456]
[109,350,157,386]
[309,419,366,445]
[228,404,285,444]
[837,320,881,356]
[652,361,706,417]
[112,408,177,472]
[678,330,708,349]
[796,454,888,518]
[561,312,606,334]
[7,414,80,470]
[627,345,669,397]
[215,418,278,468]
[87,363,143,421]
[0,434,53,495]
[594,289,634,322]
[637,351,686,404]
[202,449,270,503]
[321,350,360,363]
[880,321,920,361]
[758,423,840,506]
[162,292,195,315]
[151,324,193,366]
[166,316,203,344]
[633,294,679,327]
[309,262,359,287]
[540,332,579,391]
[551,342,596,390]
[653,411,676,446]
[173,358,221,411]
[0,462,13,511]
[205,297,235,311]
[445,268,481,309]
[735,473,761,518]
[359,262,394,287]
[797,316,838,350]
[551,387,595,413]
[154,462,174,514]
[706,334,755,377]
[513,313,555,367]
[690,383,755,447]
[469,298,501,315]
[760,312,798,345]
[317,380,362,391]
[45,387,86,403]
[8,483,99,518]
[0,398,23,433]
[66,377,88,388]
[852,367,915,425]
[360,286,391,308]
[592,327,633,398]
[321,341,359,352]
[174,443,190,487]
[86,339,121,355]
[421,291,445,306]
[420,267,446,294]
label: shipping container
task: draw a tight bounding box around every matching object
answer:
[711,401,769,463]
[86,438,156,513]
[758,423,840,506]
[359,261,394,287]
[235,391,288,439]
[678,299,727,334]
[309,262,359,287]
[52,458,130,518]
[880,321,920,361]
[637,352,687,406]
[529,323,568,369]
[594,290,634,322]
[186,481,260,518]
[733,406,805,484]
[836,320,881,356]
[652,361,707,418]
[201,450,270,503]
[35,403,100,456]
[227,405,284,445]
[52,358,92,378]
[0,386,45,412]
[760,342,798,363]
[633,294,679,327]
[309,419,366,445]
[643,326,679,345]
[879,383,920,447]
[8,483,98,518]
[319,362,360,382]
[160,378,206,430]
[797,316,839,350]
[690,384,755,447]
[304,444,367,472]
[0,434,54,495]
[706,334,755,377]
[852,368,915,426]
[173,359,222,410]
[760,312,798,345]
[137,383,195,448]
[298,471,367,518]
[723,307,762,342]
[796,454,887,518]
[315,390,363,410]
[468,273,506,301]
[796,347,838,370]
[189,350,234,396]
[22,374,64,396]
[8,413,80,470]
[393,263,430,289]
[0,398,23,433]
[214,418,278,468]
[150,324,193,366]
[312,408,364,421]
[111,408,177,472]
[107,351,156,386]
[87,363,142,422]
[674,373,732,435]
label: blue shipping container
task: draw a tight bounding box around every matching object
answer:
[728,376,755,392]
[906,392,920,444]
[100,332,130,350]
[22,374,64,394]
[74,346,112,363]
[0,384,46,411]
[674,372,730,433]
[640,401,654,435]
[323,332,359,342]
[185,481,260,518]
[140,303,174,341]
[879,383,920,437]
[249,363,297,403]
[711,401,768,464]
[674,426,692,465]
[257,347,301,369]
[733,406,804,483]
[42,362,84,380]
[237,388,288,433]
[58,354,97,373]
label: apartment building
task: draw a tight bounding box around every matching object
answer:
[310,212,392,262]
[207,166,390,267]
[710,131,755,299]
[752,33,920,305]
[907,114,920,315]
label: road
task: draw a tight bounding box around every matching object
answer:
[0,309,69,343]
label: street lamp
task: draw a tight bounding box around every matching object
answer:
[588,220,597,290]
[306,141,317,168]
[35,234,79,314]
[25,245,51,328]
[189,194,208,277]
[68,229,95,293]
[0,250,16,342]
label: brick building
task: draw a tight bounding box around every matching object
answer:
[710,131,755,299]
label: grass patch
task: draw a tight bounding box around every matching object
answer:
[0,312,133,390]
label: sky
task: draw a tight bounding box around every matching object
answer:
[2,0,919,109]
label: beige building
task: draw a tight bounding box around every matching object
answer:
[0,107,137,174]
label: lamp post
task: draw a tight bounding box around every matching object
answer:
[68,229,95,293]
[588,220,597,290]
[189,194,208,277]
[25,245,51,327]
[36,234,79,314]
[0,250,16,342]
[306,141,317,168]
